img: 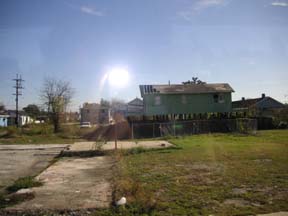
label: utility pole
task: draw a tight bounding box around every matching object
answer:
[13,74,24,127]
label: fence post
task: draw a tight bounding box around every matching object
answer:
[153,123,155,138]
[173,119,176,136]
[131,122,134,139]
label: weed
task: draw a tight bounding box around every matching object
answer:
[6,176,43,193]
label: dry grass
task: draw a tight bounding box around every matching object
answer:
[112,130,288,215]
[0,124,94,144]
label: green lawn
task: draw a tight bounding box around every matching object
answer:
[113,130,288,215]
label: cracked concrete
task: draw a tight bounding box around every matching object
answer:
[0,144,69,191]
[8,156,114,210]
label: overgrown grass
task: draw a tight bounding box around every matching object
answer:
[6,176,43,193]
[111,130,288,215]
[0,124,94,144]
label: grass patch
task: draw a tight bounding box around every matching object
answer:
[0,124,94,144]
[6,176,43,193]
[0,176,42,209]
[113,130,288,215]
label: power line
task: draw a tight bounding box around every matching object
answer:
[13,74,24,127]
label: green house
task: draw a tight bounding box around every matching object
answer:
[139,83,234,116]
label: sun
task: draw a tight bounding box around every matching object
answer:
[108,67,130,88]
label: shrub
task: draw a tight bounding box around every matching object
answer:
[0,126,19,138]
[21,123,53,136]
[278,121,287,129]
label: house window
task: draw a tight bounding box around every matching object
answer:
[219,94,225,103]
[213,94,219,103]
[182,95,187,104]
[154,96,161,105]
[213,94,225,103]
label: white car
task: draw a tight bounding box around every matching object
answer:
[80,122,91,128]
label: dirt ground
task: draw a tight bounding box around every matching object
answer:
[0,144,69,191]
[7,156,114,211]
[83,122,131,141]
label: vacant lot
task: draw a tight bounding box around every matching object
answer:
[0,124,93,145]
[114,130,288,215]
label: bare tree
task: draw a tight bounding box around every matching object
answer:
[40,78,74,133]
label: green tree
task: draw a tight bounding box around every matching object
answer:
[23,104,40,118]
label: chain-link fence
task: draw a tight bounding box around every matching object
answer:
[130,118,257,139]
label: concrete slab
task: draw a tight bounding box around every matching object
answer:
[68,140,173,152]
[0,144,69,191]
[8,156,114,210]
[0,144,70,151]
[257,213,288,216]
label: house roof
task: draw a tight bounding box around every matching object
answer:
[139,83,234,96]
[232,98,262,109]
[128,97,143,106]
[7,110,28,117]
[82,103,100,109]
[232,96,284,109]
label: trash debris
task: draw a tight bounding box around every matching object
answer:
[116,197,126,206]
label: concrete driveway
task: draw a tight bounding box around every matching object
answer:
[0,144,69,191]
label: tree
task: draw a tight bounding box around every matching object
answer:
[100,98,110,108]
[40,78,74,133]
[0,102,5,112]
[23,104,40,118]
[182,77,206,85]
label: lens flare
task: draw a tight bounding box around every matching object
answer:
[108,67,130,88]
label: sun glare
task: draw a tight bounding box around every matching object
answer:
[108,67,130,88]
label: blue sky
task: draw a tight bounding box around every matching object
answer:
[0,0,288,111]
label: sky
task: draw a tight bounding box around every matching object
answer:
[0,0,288,111]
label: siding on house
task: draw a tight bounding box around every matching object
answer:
[80,103,109,124]
[232,94,285,118]
[6,110,33,126]
[127,98,143,116]
[140,83,234,116]
[143,93,232,115]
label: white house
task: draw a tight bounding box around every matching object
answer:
[0,115,9,127]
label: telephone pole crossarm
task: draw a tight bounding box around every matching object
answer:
[12,74,24,127]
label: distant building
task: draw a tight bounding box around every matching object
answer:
[110,102,127,117]
[0,115,9,127]
[232,94,285,117]
[63,112,80,122]
[7,110,33,126]
[127,98,143,116]
[80,103,109,124]
[139,83,234,116]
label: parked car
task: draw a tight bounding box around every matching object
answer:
[80,122,91,128]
